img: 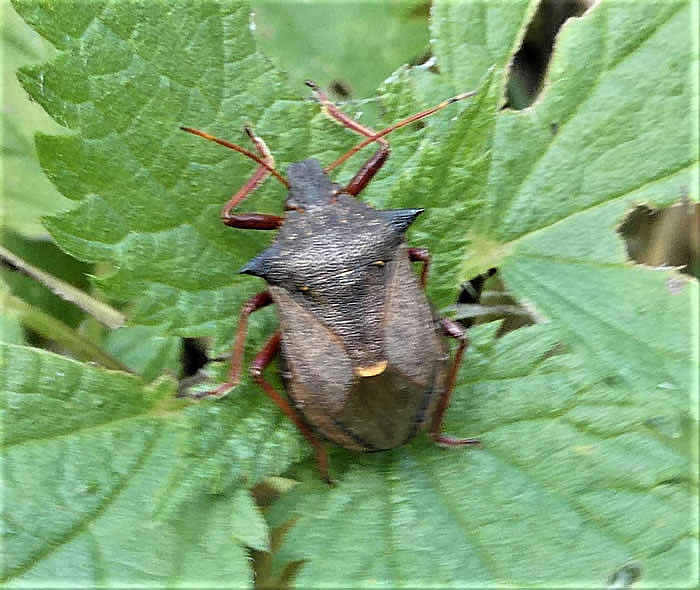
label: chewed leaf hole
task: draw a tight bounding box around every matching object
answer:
[607,561,642,589]
[505,0,590,109]
[617,198,699,279]
[181,337,209,378]
[451,268,545,336]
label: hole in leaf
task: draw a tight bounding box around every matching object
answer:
[454,268,542,336]
[178,338,213,397]
[505,0,591,109]
[181,337,209,378]
[607,560,642,589]
[329,79,352,100]
[618,197,699,279]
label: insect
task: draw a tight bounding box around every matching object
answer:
[181,81,480,481]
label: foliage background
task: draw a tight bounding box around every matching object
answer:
[1,0,698,587]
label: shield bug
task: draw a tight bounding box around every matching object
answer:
[181,82,480,481]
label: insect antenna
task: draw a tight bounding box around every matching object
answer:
[325,89,477,172]
[180,126,289,188]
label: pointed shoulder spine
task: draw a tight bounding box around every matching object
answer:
[378,208,424,233]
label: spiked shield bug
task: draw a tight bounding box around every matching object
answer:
[182,82,480,482]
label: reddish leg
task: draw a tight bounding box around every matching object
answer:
[408,247,430,288]
[223,213,283,230]
[407,246,477,445]
[306,81,390,197]
[250,332,331,483]
[429,318,481,447]
[180,125,287,188]
[326,89,477,173]
[344,149,390,196]
[180,125,287,226]
[220,127,277,220]
[193,290,272,399]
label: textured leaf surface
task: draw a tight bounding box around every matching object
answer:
[386,1,699,392]
[260,1,697,586]
[102,325,181,381]
[0,343,259,586]
[266,323,697,586]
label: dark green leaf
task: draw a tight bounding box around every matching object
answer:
[8,0,697,586]
[0,343,258,586]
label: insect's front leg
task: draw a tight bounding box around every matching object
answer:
[220,127,277,220]
[429,318,481,447]
[306,81,390,197]
[249,332,332,483]
[193,290,273,399]
[180,125,288,217]
[222,213,283,230]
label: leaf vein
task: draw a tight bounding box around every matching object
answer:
[412,450,506,580]
[2,422,163,583]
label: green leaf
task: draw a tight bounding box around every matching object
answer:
[231,488,269,552]
[0,343,260,586]
[1,0,71,237]
[265,323,696,586]
[388,1,699,393]
[430,0,538,95]
[0,313,25,345]
[252,0,430,101]
[9,0,698,586]
[102,325,181,381]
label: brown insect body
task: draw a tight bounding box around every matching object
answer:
[182,83,480,481]
[241,159,448,451]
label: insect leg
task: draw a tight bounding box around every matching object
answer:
[305,81,390,197]
[342,149,390,197]
[326,89,476,173]
[250,331,332,483]
[220,127,279,220]
[180,125,287,188]
[408,247,430,288]
[223,213,284,230]
[192,290,273,399]
[180,125,287,221]
[428,318,481,447]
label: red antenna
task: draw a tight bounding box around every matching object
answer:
[325,89,477,172]
[180,126,289,188]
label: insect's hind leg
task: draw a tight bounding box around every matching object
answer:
[250,331,332,483]
[429,318,481,447]
[306,81,390,197]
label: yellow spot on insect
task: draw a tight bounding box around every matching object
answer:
[372,260,385,266]
[300,285,310,292]
[354,360,388,377]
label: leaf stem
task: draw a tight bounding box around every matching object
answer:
[0,245,126,329]
[3,293,130,372]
